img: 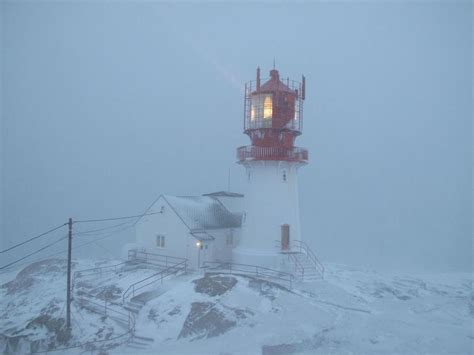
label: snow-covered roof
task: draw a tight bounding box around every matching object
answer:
[190,231,215,241]
[203,191,244,198]
[163,195,242,231]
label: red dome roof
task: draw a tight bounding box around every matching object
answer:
[256,69,294,94]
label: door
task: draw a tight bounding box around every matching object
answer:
[281,224,290,250]
[198,241,212,268]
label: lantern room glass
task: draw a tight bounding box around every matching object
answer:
[250,93,273,121]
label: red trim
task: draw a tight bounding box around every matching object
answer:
[237,145,308,163]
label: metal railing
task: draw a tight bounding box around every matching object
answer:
[77,296,132,328]
[51,296,137,354]
[237,145,308,163]
[244,78,304,133]
[73,261,128,281]
[128,249,187,269]
[121,259,187,304]
[274,239,324,280]
[292,240,325,278]
[202,261,293,289]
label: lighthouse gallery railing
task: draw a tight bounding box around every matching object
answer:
[237,145,308,162]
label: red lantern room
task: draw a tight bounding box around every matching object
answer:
[237,67,308,163]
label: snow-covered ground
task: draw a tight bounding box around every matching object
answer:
[0,258,472,354]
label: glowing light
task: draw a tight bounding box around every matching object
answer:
[263,96,272,119]
[250,94,272,122]
[196,241,201,247]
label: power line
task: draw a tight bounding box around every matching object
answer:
[73,220,133,236]
[0,235,68,270]
[74,211,162,224]
[1,209,159,255]
[0,222,136,274]
[0,223,67,254]
[72,224,135,250]
[0,208,160,272]
[132,194,164,227]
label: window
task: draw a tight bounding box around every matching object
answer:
[226,233,233,246]
[250,94,273,121]
[263,96,272,119]
[156,235,165,248]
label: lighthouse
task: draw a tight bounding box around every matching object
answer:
[233,67,308,269]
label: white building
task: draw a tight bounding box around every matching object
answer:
[134,192,243,269]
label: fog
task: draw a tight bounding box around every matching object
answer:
[1,2,471,272]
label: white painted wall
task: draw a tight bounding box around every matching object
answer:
[134,196,236,269]
[233,160,305,268]
[134,196,201,269]
[208,228,235,263]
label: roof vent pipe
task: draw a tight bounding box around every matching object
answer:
[302,75,306,100]
[256,67,261,91]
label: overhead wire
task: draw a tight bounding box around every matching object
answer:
[0,222,136,274]
[74,211,162,224]
[0,223,68,254]
[132,194,164,227]
[0,208,160,273]
[73,220,133,236]
[0,235,68,270]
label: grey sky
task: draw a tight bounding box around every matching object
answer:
[1,1,472,272]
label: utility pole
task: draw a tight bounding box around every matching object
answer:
[66,217,73,332]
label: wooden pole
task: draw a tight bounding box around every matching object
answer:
[66,217,73,331]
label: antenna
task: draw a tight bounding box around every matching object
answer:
[227,168,231,192]
[273,57,276,69]
[302,75,306,100]
[256,67,260,90]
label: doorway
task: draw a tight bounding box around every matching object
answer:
[281,224,290,251]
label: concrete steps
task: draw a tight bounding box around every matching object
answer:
[124,288,166,314]
[127,335,154,350]
[291,252,323,282]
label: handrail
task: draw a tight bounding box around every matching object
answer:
[122,260,187,304]
[128,249,187,269]
[287,252,305,278]
[73,261,128,280]
[292,240,325,278]
[273,239,305,278]
[70,296,136,354]
[31,311,135,354]
[78,296,129,321]
[237,145,308,163]
[202,261,293,289]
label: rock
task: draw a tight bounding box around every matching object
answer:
[193,275,237,297]
[178,302,236,340]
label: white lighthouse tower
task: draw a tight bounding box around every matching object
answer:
[233,67,309,269]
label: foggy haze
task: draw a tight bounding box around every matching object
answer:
[1,1,472,272]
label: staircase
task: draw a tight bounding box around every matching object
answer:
[279,240,324,281]
[73,251,188,351]
[123,289,165,315]
[127,335,154,351]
